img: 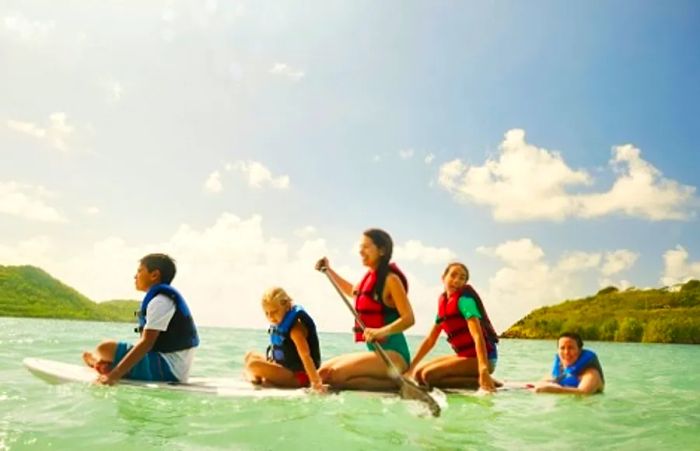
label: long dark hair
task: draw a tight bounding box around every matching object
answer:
[363,228,393,301]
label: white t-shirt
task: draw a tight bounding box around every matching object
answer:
[144,294,195,382]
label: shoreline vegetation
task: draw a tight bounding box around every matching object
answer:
[2,264,699,344]
[502,280,700,344]
[0,265,138,323]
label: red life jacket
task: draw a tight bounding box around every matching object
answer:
[437,284,499,358]
[353,263,408,342]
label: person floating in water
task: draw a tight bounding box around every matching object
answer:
[532,332,604,394]
[406,262,499,392]
[82,253,199,385]
[315,228,415,391]
[244,287,325,392]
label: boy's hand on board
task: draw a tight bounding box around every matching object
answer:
[95,373,120,386]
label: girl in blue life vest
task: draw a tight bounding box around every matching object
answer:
[532,332,605,395]
[406,262,500,392]
[244,287,325,392]
[314,228,416,391]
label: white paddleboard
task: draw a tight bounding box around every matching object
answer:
[23,357,306,398]
[23,357,528,400]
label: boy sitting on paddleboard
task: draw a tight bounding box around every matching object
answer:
[244,287,325,392]
[82,253,199,385]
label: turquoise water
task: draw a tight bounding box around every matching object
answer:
[1,317,699,450]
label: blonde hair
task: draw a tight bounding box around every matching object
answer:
[261,287,293,309]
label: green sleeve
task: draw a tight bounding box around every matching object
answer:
[458,296,482,320]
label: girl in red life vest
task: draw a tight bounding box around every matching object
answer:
[315,228,415,391]
[406,262,500,392]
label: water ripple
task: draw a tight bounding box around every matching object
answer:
[2,318,699,450]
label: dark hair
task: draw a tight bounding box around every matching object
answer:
[442,262,470,281]
[363,228,393,301]
[558,332,583,349]
[140,253,177,284]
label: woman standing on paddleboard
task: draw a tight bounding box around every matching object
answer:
[315,228,415,391]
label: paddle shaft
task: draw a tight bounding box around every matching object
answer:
[321,268,400,374]
[320,267,442,417]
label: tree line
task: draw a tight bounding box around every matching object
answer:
[0,265,138,323]
[501,279,700,344]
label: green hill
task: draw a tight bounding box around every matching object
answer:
[502,280,700,344]
[0,265,139,322]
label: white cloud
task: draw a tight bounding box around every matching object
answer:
[229,160,290,189]
[101,80,123,103]
[661,245,700,286]
[6,112,80,153]
[599,278,632,291]
[398,149,414,160]
[394,240,457,265]
[437,159,468,192]
[161,9,177,22]
[203,170,223,193]
[477,238,545,268]
[294,226,317,239]
[601,249,638,276]
[269,63,305,81]
[0,181,67,223]
[0,213,351,332]
[84,206,100,216]
[3,13,55,42]
[373,155,381,162]
[438,129,696,222]
[6,120,46,138]
[228,62,244,81]
[0,213,464,334]
[0,236,54,265]
[425,153,435,164]
[578,144,695,220]
[477,238,642,332]
[557,251,602,272]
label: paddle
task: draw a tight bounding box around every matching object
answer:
[318,266,442,417]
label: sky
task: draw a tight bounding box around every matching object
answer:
[1,0,699,335]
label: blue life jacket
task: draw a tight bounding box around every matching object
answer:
[266,305,321,372]
[137,283,199,353]
[552,349,602,387]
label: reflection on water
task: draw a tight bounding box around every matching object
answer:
[1,317,699,450]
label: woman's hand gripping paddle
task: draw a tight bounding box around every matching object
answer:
[318,266,442,417]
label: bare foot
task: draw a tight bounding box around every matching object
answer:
[82,351,111,375]
[82,351,98,368]
[243,369,263,385]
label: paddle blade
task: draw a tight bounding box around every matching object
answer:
[398,378,442,417]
